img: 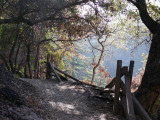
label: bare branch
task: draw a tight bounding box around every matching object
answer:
[0,0,90,25]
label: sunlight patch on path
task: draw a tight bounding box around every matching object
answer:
[19,78,122,120]
[56,84,85,93]
[49,101,82,115]
[99,114,107,120]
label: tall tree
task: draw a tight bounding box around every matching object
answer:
[126,0,160,112]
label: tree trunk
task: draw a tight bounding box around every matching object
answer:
[9,38,17,72]
[135,32,160,113]
[91,46,104,84]
[126,0,160,115]
[9,25,19,72]
[34,45,40,79]
[14,39,22,73]
[24,65,28,78]
[27,45,33,79]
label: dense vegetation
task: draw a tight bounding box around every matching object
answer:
[0,0,160,119]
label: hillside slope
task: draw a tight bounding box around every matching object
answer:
[0,65,124,120]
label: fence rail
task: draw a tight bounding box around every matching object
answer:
[45,54,151,120]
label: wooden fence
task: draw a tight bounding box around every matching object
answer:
[46,54,151,120]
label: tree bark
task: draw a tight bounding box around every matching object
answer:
[9,25,20,72]
[134,0,160,34]
[127,0,160,114]
[135,32,160,112]
[27,45,33,79]
[91,43,104,84]
[34,45,40,79]
[24,65,28,78]
[91,48,104,84]
[14,39,22,74]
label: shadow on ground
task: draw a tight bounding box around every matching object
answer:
[21,78,124,120]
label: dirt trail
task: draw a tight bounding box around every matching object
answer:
[20,78,124,120]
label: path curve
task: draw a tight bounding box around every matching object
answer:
[20,78,124,120]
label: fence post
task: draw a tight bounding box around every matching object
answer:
[121,96,128,118]
[129,61,134,85]
[49,61,62,82]
[114,60,122,114]
[124,61,135,120]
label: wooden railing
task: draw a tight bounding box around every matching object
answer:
[108,60,151,120]
[46,54,151,120]
[46,54,103,89]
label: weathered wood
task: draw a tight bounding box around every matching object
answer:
[121,96,128,118]
[54,66,80,82]
[125,70,135,120]
[129,61,134,85]
[105,77,116,88]
[49,61,62,82]
[53,65,103,89]
[105,66,128,88]
[132,95,152,120]
[120,81,126,93]
[114,60,122,114]
[51,73,68,81]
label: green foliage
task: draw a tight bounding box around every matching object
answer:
[0,24,15,50]
[0,0,158,87]
[147,3,160,20]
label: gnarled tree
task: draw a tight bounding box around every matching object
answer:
[127,0,160,113]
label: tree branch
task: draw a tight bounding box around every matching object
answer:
[128,0,160,34]
[0,0,90,26]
